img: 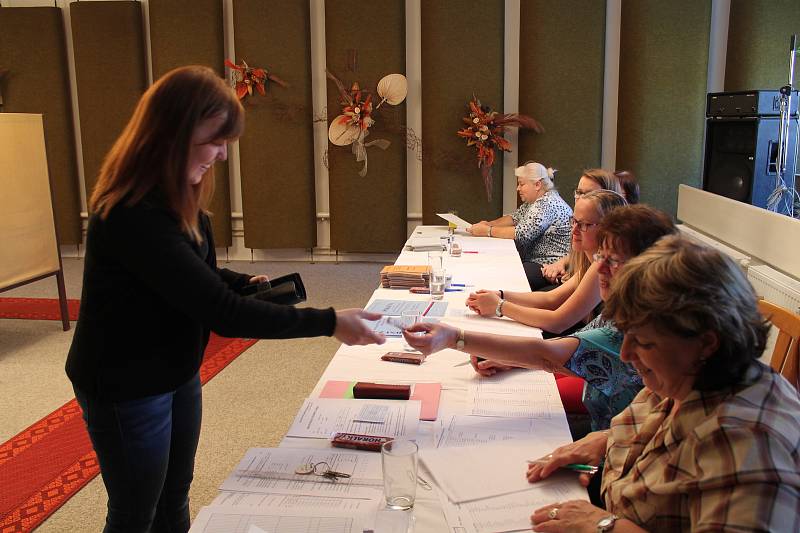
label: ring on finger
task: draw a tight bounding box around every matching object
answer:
[548,507,559,519]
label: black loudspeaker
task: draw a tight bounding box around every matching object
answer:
[703,91,798,215]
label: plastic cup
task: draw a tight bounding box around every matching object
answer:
[430,269,446,301]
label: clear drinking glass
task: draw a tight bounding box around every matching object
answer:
[430,269,446,301]
[428,251,444,272]
[381,439,418,510]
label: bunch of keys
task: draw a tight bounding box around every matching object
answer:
[294,461,351,481]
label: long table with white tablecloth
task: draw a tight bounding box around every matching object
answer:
[199,227,580,533]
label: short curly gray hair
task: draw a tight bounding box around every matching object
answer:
[602,235,769,391]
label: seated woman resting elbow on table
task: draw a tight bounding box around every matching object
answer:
[467,162,572,290]
[403,204,676,433]
[466,189,627,335]
[541,169,626,288]
[526,236,800,533]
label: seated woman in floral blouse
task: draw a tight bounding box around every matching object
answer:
[404,204,676,433]
[467,161,572,290]
[527,236,800,533]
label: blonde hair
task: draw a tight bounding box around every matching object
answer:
[90,66,244,242]
[568,189,627,283]
[581,168,624,196]
[603,235,769,390]
[515,161,556,190]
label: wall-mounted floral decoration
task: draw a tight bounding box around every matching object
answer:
[224,59,288,101]
[327,70,407,176]
[457,96,544,201]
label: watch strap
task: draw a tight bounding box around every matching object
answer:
[456,328,465,351]
[495,298,505,317]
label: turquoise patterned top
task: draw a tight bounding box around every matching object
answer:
[564,317,643,431]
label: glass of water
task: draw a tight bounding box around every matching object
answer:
[382,439,418,510]
[430,269,446,301]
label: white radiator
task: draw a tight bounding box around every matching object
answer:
[748,264,800,315]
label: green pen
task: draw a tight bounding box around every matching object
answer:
[527,460,599,475]
[563,463,599,474]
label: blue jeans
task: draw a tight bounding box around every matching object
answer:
[74,374,202,533]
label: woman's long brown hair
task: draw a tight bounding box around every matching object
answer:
[90,66,244,242]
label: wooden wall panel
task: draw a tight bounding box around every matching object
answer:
[149,0,231,246]
[519,1,606,201]
[616,1,711,216]
[70,1,147,204]
[325,0,407,253]
[0,7,82,244]
[233,0,315,249]
[726,0,800,92]
[421,0,504,224]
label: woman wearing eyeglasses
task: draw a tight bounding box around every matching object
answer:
[541,169,627,287]
[467,189,625,335]
[406,205,675,435]
[467,162,572,290]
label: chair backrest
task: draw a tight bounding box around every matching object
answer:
[758,299,800,391]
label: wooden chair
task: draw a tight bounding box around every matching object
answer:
[758,299,800,391]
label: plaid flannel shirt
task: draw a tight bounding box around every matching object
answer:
[601,362,800,532]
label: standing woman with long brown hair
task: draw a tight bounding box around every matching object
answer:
[66,66,384,532]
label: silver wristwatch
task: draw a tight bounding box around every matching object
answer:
[495,298,505,317]
[596,514,619,532]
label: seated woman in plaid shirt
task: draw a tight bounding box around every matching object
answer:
[527,236,800,533]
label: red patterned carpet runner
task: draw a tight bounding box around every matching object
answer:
[0,298,257,532]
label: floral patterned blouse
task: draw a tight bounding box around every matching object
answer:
[510,189,572,265]
[563,316,643,431]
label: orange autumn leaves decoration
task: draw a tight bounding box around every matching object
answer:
[225,59,288,100]
[457,96,544,201]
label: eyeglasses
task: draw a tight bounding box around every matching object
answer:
[592,252,625,270]
[573,189,591,199]
[570,217,600,232]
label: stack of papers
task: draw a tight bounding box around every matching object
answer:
[407,236,445,252]
[379,265,430,288]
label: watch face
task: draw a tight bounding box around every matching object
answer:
[598,518,613,527]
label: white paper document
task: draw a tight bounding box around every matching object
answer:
[286,398,421,439]
[420,442,573,503]
[212,491,381,513]
[468,372,563,418]
[437,481,588,533]
[221,447,383,499]
[365,299,448,317]
[436,212,472,228]
[436,414,544,448]
[188,504,367,533]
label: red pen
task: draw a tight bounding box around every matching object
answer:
[462,251,479,254]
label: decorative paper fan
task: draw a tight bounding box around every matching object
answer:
[328,114,362,146]
[376,73,408,107]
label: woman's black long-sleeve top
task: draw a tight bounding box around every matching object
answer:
[66,194,336,401]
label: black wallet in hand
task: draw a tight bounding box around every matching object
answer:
[241,273,307,306]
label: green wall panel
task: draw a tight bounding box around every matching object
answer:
[421,0,504,224]
[149,0,231,246]
[726,0,800,92]
[0,7,82,244]
[519,0,606,202]
[70,1,147,205]
[234,0,315,249]
[325,0,406,253]
[616,0,711,216]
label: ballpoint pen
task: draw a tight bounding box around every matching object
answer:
[525,461,599,475]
